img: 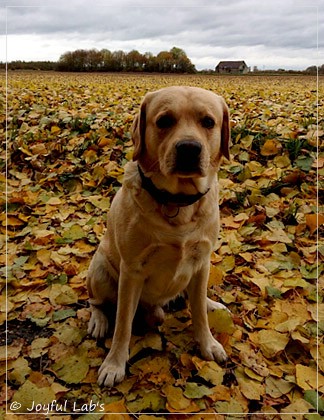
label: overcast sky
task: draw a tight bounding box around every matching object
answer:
[1,0,323,70]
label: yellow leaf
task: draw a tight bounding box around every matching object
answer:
[239,252,254,262]
[47,197,62,205]
[49,284,78,306]
[265,376,294,398]
[29,337,50,359]
[310,344,324,372]
[91,196,111,210]
[308,303,324,322]
[36,248,51,267]
[83,149,97,164]
[8,357,31,385]
[197,361,224,386]
[251,330,289,358]
[52,351,89,384]
[242,271,270,297]
[129,333,162,359]
[281,399,314,417]
[1,340,24,361]
[296,364,324,391]
[54,325,83,346]
[62,224,85,241]
[51,125,61,134]
[240,347,269,377]
[97,137,113,148]
[164,385,190,410]
[275,317,303,333]
[104,399,130,415]
[30,143,48,155]
[92,166,106,182]
[208,384,231,402]
[6,216,25,227]
[244,367,264,381]
[208,264,223,286]
[235,367,264,400]
[208,308,235,333]
[12,380,56,413]
[74,240,96,254]
[219,255,235,272]
[266,228,292,244]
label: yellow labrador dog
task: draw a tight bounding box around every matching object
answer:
[87,86,230,386]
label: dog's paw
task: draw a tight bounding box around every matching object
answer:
[207,297,230,313]
[98,360,126,387]
[88,308,109,339]
[200,336,227,364]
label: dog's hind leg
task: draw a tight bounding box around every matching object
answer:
[87,248,118,339]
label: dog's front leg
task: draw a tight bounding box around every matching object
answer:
[187,265,227,364]
[98,265,143,387]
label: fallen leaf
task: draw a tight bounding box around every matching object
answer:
[296,364,324,391]
[250,330,289,358]
[11,380,56,413]
[62,224,86,241]
[235,367,264,400]
[208,385,231,402]
[240,348,269,377]
[265,376,294,398]
[261,139,282,156]
[304,390,324,412]
[280,398,313,417]
[208,264,223,286]
[183,382,214,399]
[28,337,51,359]
[208,308,235,334]
[305,213,324,235]
[49,284,79,305]
[214,399,245,416]
[197,361,224,386]
[275,317,303,333]
[164,384,199,413]
[52,350,89,384]
[129,333,163,359]
[1,339,24,361]
[8,358,31,385]
[126,389,166,413]
[54,324,84,346]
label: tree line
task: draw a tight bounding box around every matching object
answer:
[1,47,196,73]
[56,47,196,73]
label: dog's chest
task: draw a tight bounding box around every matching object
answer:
[139,237,210,305]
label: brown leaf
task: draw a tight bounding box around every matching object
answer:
[305,213,324,235]
[260,139,282,156]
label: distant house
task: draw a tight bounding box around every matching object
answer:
[215,61,249,74]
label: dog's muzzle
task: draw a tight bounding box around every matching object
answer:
[175,140,202,173]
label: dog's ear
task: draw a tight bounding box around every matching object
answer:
[132,99,147,161]
[221,99,231,160]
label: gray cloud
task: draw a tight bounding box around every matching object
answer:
[1,0,322,69]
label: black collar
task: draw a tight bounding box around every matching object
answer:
[138,165,209,207]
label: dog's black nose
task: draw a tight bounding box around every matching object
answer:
[176,140,202,157]
[175,140,202,172]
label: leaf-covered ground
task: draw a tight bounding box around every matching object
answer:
[1,72,324,418]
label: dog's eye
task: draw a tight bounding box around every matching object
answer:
[156,115,175,129]
[201,116,215,129]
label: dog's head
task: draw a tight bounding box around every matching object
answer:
[132,86,230,192]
